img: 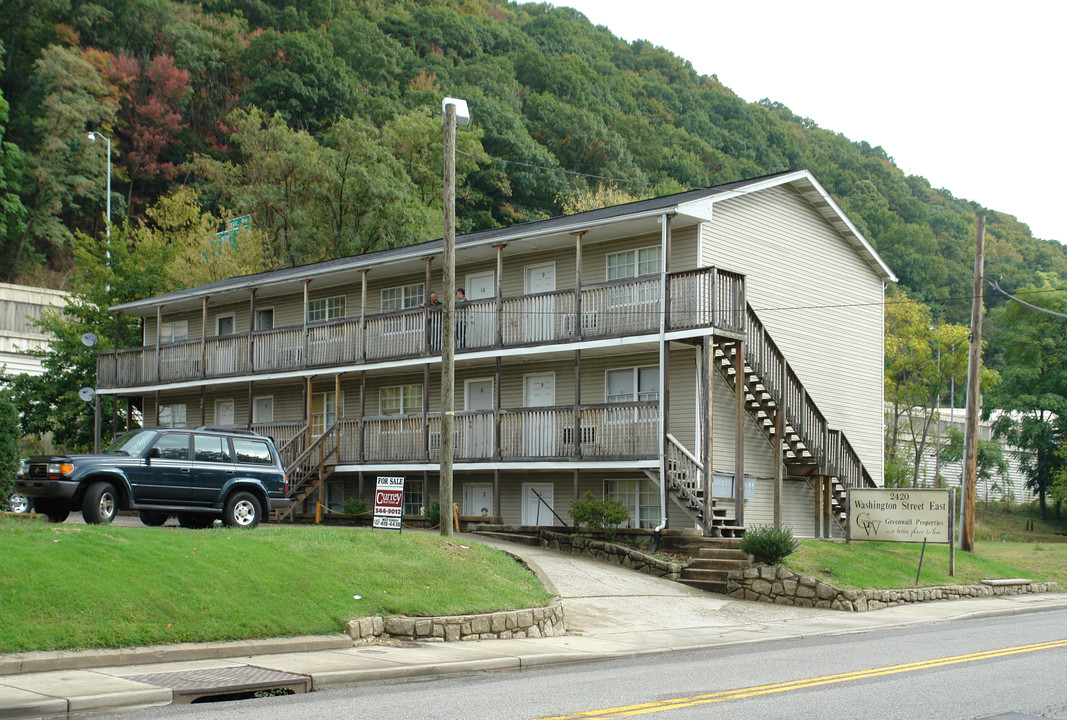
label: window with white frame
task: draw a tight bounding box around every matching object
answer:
[307,296,346,323]
[311,391,343,435]
[605,479,661,529]
[380,384,423,415]
[606,366,659,403]
[216,314,234,335]
[254,307,274,331]
[381,283,425,311]
[159,320,188,344]
[158,403,187,428]
[404,479,424,515]
[606,246,660,280]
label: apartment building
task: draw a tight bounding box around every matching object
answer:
[95,170,896,537]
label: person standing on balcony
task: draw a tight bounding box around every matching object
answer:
[455,288,467,349]
[420,292,442,351]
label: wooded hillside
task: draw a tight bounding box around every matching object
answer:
[2,0,1065,330]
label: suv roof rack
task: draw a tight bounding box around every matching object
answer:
[194,426,262,436]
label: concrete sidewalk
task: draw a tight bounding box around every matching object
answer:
[2,537,1065,719]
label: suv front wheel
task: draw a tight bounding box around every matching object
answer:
[223,492,262,528]
[83,481,118,524]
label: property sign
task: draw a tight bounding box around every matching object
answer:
[847,488,952,543]
[373,475,405,532]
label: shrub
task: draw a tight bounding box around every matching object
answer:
[569,491,629,542]
[341,497,367,516]
[425,500,441,529]
[740,524,800,565]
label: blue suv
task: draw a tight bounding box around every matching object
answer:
[15,427,288,528]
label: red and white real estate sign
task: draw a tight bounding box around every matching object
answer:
[373,476,405,530]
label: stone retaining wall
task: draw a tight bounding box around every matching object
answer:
[539,530,685,581]
[727,565,1059,611]
[346,600,566,643]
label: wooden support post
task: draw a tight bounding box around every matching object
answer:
[305,377,313,449]
[302,280,310,366]
[200,384,206,427]
[733,340,745,526]
[813,477,823,539]
[93,392,101,454]
[248,289,256,372]
[423,362,431,461]
[494,356,502,460]
[823,476,832,538]
[359,371,366,462]
[702,337,714,535]
[200,297,208,379]
[494,244,505,347]
[573,350,581,459]
[773,408,784,527]
[155,306,162,383]
[494,469,501,519]
[359,270,368,362]
[572,231,585,338]
[154,389,160,427]
[247,381,254,429]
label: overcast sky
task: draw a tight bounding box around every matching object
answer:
[557,0,1066,245]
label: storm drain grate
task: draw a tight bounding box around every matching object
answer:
[124,666,312,704]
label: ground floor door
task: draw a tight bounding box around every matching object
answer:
[463,482,494,518]
[522,482,555,526]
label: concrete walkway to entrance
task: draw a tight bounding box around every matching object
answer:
[1,534,1064,719]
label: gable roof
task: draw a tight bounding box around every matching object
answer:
[110,170,895,314]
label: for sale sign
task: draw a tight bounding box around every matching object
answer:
[374,476,405,532]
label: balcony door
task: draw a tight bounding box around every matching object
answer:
[464,270,495,348]
[464,378,494,459]
[524,262,555,342]
[523,372,555,457]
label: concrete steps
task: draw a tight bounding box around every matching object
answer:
[678,544,752,595]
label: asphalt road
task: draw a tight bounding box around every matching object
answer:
[90,609,1067,720]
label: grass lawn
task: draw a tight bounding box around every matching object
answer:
[785,503,1067,590]
[0,518,552,654]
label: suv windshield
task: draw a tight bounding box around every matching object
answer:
[105,430,157,456]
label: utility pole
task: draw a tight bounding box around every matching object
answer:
[961,214,985,552]
[440,101,457,537]
[439,98,469,537]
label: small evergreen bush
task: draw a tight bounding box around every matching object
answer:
[341,497,367,516]
[740,524,800,565]
[425,500,441,529]
[569,491,629,542]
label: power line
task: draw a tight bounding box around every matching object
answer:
[986,278,1067,319]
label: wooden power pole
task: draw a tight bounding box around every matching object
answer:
[961,214,985,552]
[440,101,457,537]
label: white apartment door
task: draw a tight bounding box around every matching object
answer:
[463,482,494,518]
[523,372,555,457]
[524,262,555,342]
[252,396,274,424]
[215,399,234,427]
[522,482,555,526]
[464,270,495,348]
[464,378,494,458]
[215,314,237,374]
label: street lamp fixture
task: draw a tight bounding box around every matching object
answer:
[87,131,111,238]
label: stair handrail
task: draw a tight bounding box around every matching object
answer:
[665,433,703,470]
[285,423,340,497]
[743,305,872,486]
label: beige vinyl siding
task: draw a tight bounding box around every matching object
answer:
[742,477,819,537]
[704,187,885,484]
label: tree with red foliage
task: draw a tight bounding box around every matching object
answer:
[96,53,190,215]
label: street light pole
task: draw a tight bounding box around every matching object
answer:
[87,131,111,238]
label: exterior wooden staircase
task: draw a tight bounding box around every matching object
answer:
[273,424,339,522]
[643,435,745,538]
[713,304,877,533]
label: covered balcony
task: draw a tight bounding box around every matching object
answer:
[97,266,744,390]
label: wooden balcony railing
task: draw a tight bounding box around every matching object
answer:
[97,266,745,389]
[254,401,662,466]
